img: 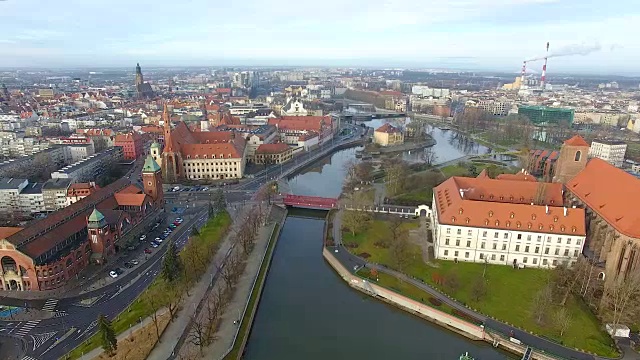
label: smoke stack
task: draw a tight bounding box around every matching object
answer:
[540,42,549,90]
[459,189,464,198]
[520,61,527,85]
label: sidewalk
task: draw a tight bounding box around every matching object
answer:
[145,205,253,359]
[179,205,285,359]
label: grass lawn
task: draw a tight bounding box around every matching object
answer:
[440,164,471,177]
[342,219,420,263]
[66,211,231,360]
[224,223,280,360]
[393,188,433,205]
[345,232,617,357]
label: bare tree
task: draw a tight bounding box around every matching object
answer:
[553,307,572,337]
[384,160,409,197]
[471,276,487,302]
[421,147,437,166]
[531,284,554,325]
[389,236,412,272]
[604,273,640,327]
[143,286,164,341]
[188,316,207,356]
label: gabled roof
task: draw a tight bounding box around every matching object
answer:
[564,135,589,147]
[567,158,640,238]
[375,123,401,134]
[256,143,290,154]
[114,193,147,207]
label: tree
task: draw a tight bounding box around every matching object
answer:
[384,161,409,196]
[421,147,437,166]
[532,284,554,325]
[341,191,372,236]
[212,189,226,212]
[604,273,640,327]
[98,314,117,356]
[444,271,460,294]
[191,226,200,237]
[553,307,572,337]
[388,216,408,247]
[188,316,207,356]
[143,286,165,341]
[162,241,183,283]
[390,236,412,272]
[471,276,487,302]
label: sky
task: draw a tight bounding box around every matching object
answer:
[0,0,638,75]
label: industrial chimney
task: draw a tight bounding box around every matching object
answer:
[540,42,549,90]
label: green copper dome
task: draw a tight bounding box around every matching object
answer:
[88,208,105,223]
[143,154,161,173]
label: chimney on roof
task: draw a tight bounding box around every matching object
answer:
[563,207,567,216]
[545,205,549,214]
[459,189,464,198]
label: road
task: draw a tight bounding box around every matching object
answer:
[0,206,210,360]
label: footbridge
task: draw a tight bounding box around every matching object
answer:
[343,204,432,217]
[282,194,338,210]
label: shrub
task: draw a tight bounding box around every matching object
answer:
[428,297,442,307]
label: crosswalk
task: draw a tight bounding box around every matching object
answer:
[14,320,41,337]
[41,299,58,312]
[21,356,39,360]
[52,311,68,318]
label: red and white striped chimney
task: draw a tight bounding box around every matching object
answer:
[520,61,527,84]
[540,42,549,89]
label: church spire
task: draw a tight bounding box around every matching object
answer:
[162,103,175,153]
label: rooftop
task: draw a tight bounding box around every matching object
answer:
[592,139,627,146]
[0,177,27,190]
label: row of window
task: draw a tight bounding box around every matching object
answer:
[185,154,235,159]
[185,161,239,166]
[443,250,565,266]
[444,228,581,245]
[443,239,580,256]
[186,168,237,173]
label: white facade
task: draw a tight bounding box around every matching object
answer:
[182,157,245,180]
[19,191,45,214]
[431,199,586,269]
[589,140,627,168]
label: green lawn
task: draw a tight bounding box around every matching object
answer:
[66,211,232,359]
[342,220,420,263]
[224,223,280,360]
[345,232,618,357]
[392,188,433,206]
[440,164,471,177]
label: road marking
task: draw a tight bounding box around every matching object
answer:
[30,331,57,350]
[41,299,58,312]
[15,320,41,336]
[52,311,68,318]
[21,356,39,360]
[75,320,97,340]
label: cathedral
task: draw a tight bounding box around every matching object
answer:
[135,63,155,99]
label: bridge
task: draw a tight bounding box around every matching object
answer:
[282,194,338,210]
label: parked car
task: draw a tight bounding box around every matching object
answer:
[144,248,152,254]
[150,242,159,248]
[114,268,124,275]
[131,260,139,265]
[109,271,118,278]
[140,234,147,240]
[124,262,133,269]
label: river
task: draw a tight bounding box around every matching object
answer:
[244,125,514,360]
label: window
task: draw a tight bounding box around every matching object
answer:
[515,245,520,251]
[493,243,497,250]
[574,150,582,161]
[457,229,462,235]
[535,246,540,254]
[564,249,569,256]
[491,254,496,260]
[517,234,522,240]
[504,233,509,239]
[533,258,538,265]
[466,240,471,247]
[537,235,542,242]
[557,237,562,244]
[479,253,484,260]
[527,235,532,241]
[445,239,450,245]
[574,250,579,257]
[525,245,530,253]
[446,228,451,234]
[482,231,487,237]
[555,248,560,255]
[500,255,505,261]
[552,260,558,266]
[481,242,486,249]
[523,257,528,264]
[455,239,460,246]
[465,252,470,259]
[494,232,498,238]
[545,248,550,254]
[543,259,548,265]
[566,238,571,245]
[502,244,507,251]
[576,238,582,245]
[467,230,473,236]
[454,251,459,257]
[444,250,449,256]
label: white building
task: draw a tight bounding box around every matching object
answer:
[0,178,28,214]
[589,139,627,168]
[51,147,123,183]
[18,183,45,214]
[431,176,586,268]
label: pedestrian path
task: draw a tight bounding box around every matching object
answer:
[41,299,58,312]
[14,320,41,337]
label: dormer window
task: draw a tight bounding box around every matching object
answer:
[451,216,456,222]
[484,219,489,226]
[553,216,558,222]
[510,212,515,219]
[528,222,532,229]
[488,211,494,217]
[571,226,577,233]
[560,225,566,232]
[516,221,521,228]
[509,196,514,201]
[489,194,494,200]
[506,221,511,227]
[495,220,500,226]
[458,208,463,215]
[480,194,484,199]
[465,217,470,224]
[549,224,554,231]
[531,214,537,220]
[499,196,504,201]
[539,224,544,230]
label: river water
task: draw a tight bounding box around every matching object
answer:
[244,125,514,360]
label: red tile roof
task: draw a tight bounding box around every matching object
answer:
[452,176,563,205]
[375,123,401,134]
[114,193,147,207]
[114,133,142,143]
[564,135,589,147]
[256,143,290,154]
[434,177,585,236]
[0,227,24,239]
[567,158,640,238]
[496,172,538,182]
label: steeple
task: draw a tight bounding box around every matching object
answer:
[200,99,208,120]
[162,103,176,153]
[135,63,143,87]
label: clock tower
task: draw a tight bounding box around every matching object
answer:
[142,154,164,207]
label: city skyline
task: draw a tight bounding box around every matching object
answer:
[0,0,638,75]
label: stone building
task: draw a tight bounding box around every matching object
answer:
[552,135,590,184]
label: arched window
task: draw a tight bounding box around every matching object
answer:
[574,151,582,161]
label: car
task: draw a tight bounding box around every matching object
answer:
[155,237,161,242]
[140,234,147,240]
[155,238,163,243]
[175,217,183,222]
[124,262,133,269]
[114,268,124,275]
[144,248,152,254]
[162,233,169,239]
[131,260,139,265]
[150,242,159,248]
[169,224,177,229]
[109,271,118,278]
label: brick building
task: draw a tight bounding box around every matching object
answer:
[0,155,163,291]
[114,133,144,160]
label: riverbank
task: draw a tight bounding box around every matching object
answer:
[365,136,436,154]
[323,247,565,360]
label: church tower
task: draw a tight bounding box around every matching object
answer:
[142,154,164,206]
[87,208,115,263]
[552,135,590,184]
[161,103,182,183]
[0,83,9,102]
[135,63,143,87]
